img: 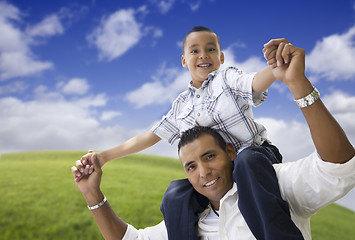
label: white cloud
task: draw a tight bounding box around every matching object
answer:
[322,90,355,143]
[125,63,190,108]
[152,27,163,38]
[0,80,133,153]
[26,14,64,37]
[151,0,202,14]
[0,81,27,95]
[0,51,53,80]
[189,0,201,11]
[59,78,90,95]
[87,8,142,61]
[0,2,70,80]
[222,46,266,72]
[100,111,122,121]
[257,117,314,162]
[306,26,355,81]
[155,0,176,14]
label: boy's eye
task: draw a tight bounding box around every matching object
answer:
[208,48,216,52]
[191,49,198,54]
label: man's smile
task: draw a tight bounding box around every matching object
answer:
[204,177,220,188]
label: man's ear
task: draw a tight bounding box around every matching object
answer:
[226,143,236,161]
[220,51,225,64]
[181,55,187,68]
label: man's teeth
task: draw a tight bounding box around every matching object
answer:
[205,178,218,187]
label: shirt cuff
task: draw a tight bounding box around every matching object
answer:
[252,89,268,107]
[122,224,138,240]
[151,119,180,145]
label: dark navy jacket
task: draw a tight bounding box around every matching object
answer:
[160,179,209,240]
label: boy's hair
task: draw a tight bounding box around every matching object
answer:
[182,26,222,54]
[178,126,227,154]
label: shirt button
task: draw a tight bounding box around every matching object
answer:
[197,113,200,117]
[196,94,200,98]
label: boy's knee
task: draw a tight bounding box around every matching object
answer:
[233,147,271,181]
[235,146,265,167]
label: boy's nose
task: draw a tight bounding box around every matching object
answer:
[199,51,209,59]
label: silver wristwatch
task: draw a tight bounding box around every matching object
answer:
[294,87,320,108]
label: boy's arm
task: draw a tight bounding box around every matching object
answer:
[97,130,161,164]
[252,67,276,93]
[77,131,161,179]
[252,39,291,93]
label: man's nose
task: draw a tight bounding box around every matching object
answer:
[199,163,212,178]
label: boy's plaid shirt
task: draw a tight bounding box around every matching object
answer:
[152,66,269,152]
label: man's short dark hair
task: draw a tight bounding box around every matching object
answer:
[182,26,222,54]
[178,126,227,154]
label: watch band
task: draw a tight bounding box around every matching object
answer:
[88,195,107,210]
[294,87,320,108]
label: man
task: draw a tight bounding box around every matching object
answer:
[72,39,355,240]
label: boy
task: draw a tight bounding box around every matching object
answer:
[77,26,303,239]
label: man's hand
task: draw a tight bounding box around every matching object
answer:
[75,150,98,181]
[71,152,102,196]
[263,38,306,87]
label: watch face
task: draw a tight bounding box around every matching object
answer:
[294,88,319,108]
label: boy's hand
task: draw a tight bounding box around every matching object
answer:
[263,38,306,86]
[71,153,102,196]
[75,150,97,182]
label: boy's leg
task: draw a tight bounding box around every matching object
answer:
[233,144,304,240]
[160,179,209,240]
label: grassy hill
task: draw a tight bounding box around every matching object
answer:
[0,151,354,239]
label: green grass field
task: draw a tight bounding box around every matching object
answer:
[0,151,354,239]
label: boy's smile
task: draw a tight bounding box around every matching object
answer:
[181,31,224,89]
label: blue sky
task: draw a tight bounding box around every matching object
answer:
[1,0,355,210]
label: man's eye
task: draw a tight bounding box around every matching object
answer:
[187,165,195,171]
[207,154,215,160]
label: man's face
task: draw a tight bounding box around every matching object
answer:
[179,134,235,210]
[181,31,224,89]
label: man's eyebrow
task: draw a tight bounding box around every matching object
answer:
[201,150,214,158]
[183,150,216,169]
[184,161,194,169]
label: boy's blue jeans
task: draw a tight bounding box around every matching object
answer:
[160,142,304,240]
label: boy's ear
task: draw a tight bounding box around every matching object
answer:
[181,55,187,68]
[220,52,225,64]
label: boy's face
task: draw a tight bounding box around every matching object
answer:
[181,31,224,88]
[179,134,235,210]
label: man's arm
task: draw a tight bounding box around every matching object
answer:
[72,157,128,240]
[263,39,354,163]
